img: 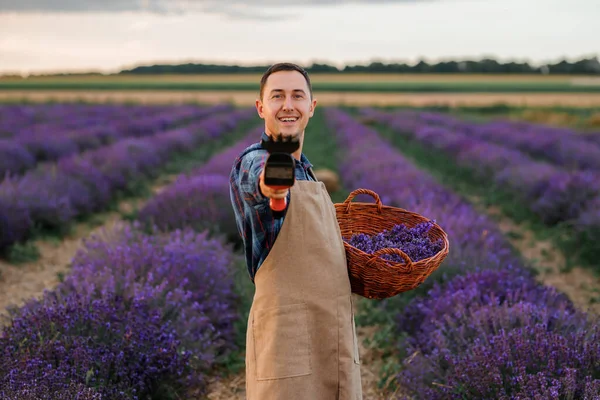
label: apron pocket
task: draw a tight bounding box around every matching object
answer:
[253,303,312,380]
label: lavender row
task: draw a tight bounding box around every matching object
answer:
[0,107,255,252]
[136,127,261,238]
[360,108,600,226]
[0,103,129,136]
[1,104,232,179]
[323,108,599,399]
[0,103,176,137]
[1,222,240,399]
[583,131,600,146]
[368,108,600,171]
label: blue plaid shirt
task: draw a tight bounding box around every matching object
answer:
[229,132,316,282]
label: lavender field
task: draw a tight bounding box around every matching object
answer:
[0,102,599,399]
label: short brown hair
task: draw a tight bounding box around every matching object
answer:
[259,62,313,100]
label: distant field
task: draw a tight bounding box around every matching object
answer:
[1,73,600,92]
[3,91,600,107]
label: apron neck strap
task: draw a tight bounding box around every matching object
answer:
[307,167,318,182]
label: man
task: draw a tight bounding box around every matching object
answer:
[229,63,363,399]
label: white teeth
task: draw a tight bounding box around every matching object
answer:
[280,117,298,122]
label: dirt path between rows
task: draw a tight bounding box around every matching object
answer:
[0,176,177,328]
[467,196,600,314]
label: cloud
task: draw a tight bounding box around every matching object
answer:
[0,0,169,13]
[0,0,436,19]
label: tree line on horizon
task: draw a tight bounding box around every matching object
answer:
[118,56,600,75]
[5,56,600,78]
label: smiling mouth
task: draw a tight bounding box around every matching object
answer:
[279,116,299,122]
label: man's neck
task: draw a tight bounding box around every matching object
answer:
[293,135,303,161]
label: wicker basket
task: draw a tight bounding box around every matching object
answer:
[335,188,449,299]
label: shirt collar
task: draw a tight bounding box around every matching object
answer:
[261,131,313,170]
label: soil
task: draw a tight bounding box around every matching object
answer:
[467,197,600,314]
[2,90,600,107]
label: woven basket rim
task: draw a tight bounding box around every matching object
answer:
[335,189,450,269]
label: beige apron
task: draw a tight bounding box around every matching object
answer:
[245,178,363,400]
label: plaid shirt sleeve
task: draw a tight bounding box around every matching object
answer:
[229,139,315,283]
[237,149,268,207]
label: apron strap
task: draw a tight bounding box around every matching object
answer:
[307,167,318,182]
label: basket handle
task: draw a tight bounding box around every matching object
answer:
[367,248,414,273]
[342,188,383,214]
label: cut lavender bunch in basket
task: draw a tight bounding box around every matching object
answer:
[344,220,444,263]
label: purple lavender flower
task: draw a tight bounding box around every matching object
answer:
[0,382,104,400]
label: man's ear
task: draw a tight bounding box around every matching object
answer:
[309,98,317,117]
[255,99,265,119]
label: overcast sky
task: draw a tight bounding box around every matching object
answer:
[0,0,598,75]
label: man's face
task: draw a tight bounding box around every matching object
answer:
[256,70,317,139]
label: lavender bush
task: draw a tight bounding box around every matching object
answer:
[0,197,32,251]
[566,197,600,265]
[136,128,261,240]
[1,290,189,399]
[59,222,240,377]
[136,173,235,236]
[0,141,35,178]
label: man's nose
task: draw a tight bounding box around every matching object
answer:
[283,96,294,110]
